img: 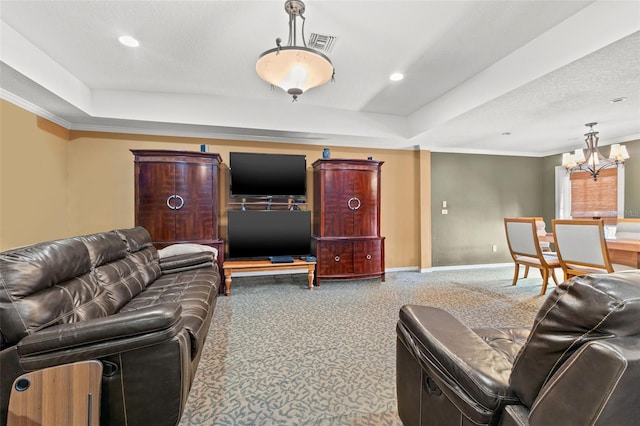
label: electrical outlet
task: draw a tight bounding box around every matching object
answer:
[441,209,448,215]
[492,244,497,252]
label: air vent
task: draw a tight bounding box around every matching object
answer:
[308,33,337,53]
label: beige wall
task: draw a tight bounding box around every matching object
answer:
[1,101,70,248]
[2,100,426,269]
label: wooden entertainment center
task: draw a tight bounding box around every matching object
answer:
[132,150,385,293]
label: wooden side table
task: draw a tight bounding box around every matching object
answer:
[222,259,316,296]
[8,360,102,426]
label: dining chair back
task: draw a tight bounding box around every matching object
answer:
[616,218,640,240]
[504,217,560,295]
[552,219,614,280]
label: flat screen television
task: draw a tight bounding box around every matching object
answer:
[229,152,307,198]
[227,210,311,259]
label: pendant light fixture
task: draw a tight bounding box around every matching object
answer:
[256,0,334,101]
[562,122,630,181]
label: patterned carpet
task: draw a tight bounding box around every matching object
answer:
[178,267,550,425]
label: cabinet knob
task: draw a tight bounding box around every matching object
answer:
[366,254,372,260]
[347,197,361,211]
[166,195,185,210]
[174,195,185,210]
[166,195,177,210]
[334,256,340,262]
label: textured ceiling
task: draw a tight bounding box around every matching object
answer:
[1,0,639,156]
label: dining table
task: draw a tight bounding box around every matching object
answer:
[539,233,640,268]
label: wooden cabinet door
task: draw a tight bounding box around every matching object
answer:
[321,168,380,237]
[136,162,177,242]
[351,170,379,237]
[174,162,215,241]
[323,169,354,237]
[353,239,383,275]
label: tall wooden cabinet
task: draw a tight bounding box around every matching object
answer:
[311,159,385,282]
[132,150,224,270]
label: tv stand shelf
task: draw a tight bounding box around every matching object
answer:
[228,198,307,212]
[222,259,316,296]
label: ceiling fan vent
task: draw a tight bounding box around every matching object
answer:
[308,33,337,53]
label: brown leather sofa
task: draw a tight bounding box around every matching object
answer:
[0,227,220,426]
[396,270,640,426]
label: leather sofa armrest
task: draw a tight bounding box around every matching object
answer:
[16,304,184,369]
[398,305,519,417]
[160,252,214,274]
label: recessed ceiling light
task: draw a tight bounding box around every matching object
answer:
[610,97,627,103]
[389,72,404,82]
[118,35,139,47]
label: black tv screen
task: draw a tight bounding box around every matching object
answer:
[229,152,306,198]
[227,210,311,259]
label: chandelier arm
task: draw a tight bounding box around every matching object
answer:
[287,13,294,46]
[300,14,307,47]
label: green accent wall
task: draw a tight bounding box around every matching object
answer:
[541,153,560,225]
[431,138,639,267]
[622,139,640,217]
[430,153,543,267]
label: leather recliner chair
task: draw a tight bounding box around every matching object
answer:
[396,270,640,426]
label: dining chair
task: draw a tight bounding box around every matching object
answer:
[504,217,560,295]
[516,217,553,279]
[616,218,640,240]
[552,219,635,281]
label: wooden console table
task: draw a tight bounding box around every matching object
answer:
[222,259,316,296]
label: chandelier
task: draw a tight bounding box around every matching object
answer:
[561,122,630,181]
[256,0,334,101]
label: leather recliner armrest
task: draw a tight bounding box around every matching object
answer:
[527,337,640,425]
[16,303,184,370]
[398,305,520,424]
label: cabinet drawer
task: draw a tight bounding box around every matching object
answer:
[317,240,353,276]
[353,239,383,274]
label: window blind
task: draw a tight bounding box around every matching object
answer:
[570,168,617,225]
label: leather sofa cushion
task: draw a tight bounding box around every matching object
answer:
[473,326,530,364]
[510,270,640,407]
[115,226,154,253]
[0,238,114,345]
[121,267,220,358]
[76,232,159,311]
[78,232,127,267]
[126,246,162,285]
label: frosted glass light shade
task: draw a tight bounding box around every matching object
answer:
[257,46,333,98]
[609,144,630,161]
[562,152,575,168]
